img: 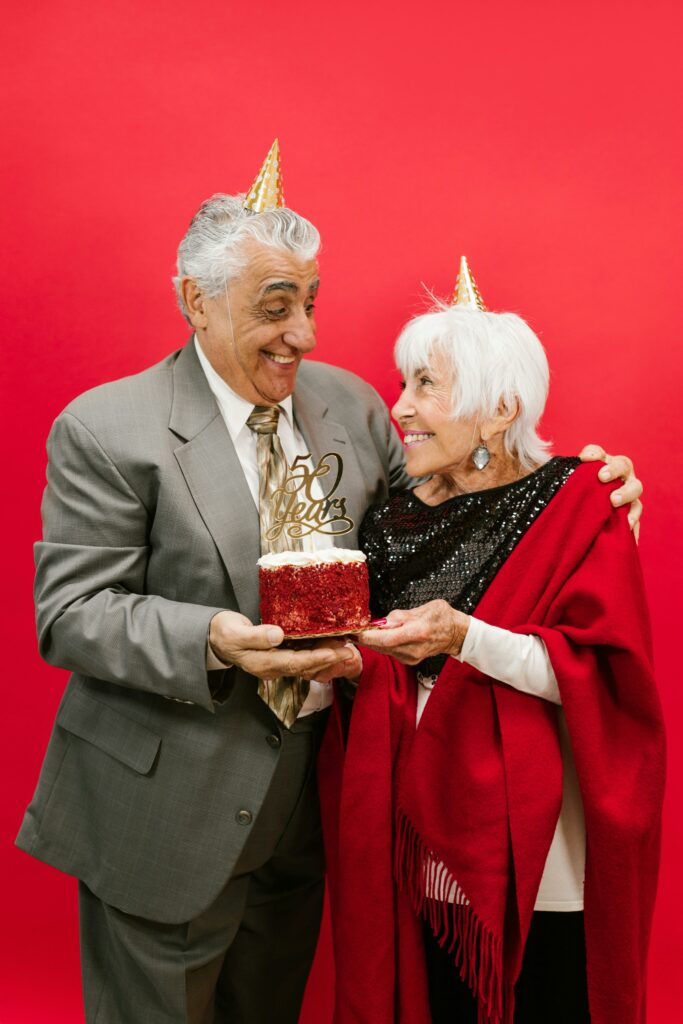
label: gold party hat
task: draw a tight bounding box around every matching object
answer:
[243,139,285,212]
[450,255,487,311]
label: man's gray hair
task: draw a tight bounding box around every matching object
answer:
[394,305,552,470]
[172,194,321,323]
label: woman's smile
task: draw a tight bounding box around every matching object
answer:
[402,431,435,448]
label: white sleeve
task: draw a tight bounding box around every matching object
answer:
[453,616,561,705]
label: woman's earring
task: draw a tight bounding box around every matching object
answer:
[471,441,490,470]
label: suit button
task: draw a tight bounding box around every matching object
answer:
[266,733,281,749]
[236,809,253,826]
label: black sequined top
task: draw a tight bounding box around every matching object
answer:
[359,456,580,679]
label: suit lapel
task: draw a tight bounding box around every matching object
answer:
[170,342,261,623]
[293,373,365,549]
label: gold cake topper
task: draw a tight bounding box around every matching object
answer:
[451,255,487,310]
[243,138,285,212]
[266,452,354,542]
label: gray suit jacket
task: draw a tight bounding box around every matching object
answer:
[17,340,409,923]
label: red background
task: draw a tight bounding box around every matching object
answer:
[2,1,681,1020]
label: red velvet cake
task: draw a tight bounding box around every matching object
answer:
[258,549,371,637]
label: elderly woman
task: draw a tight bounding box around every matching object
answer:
[318,284,665,1024]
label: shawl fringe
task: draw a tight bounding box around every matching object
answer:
[395,808,507,1024]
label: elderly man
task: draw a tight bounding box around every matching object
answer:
[17,145,642,1024]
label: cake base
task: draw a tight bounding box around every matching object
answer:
[282,624,376,641]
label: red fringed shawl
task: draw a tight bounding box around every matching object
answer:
[319,465,665,1024]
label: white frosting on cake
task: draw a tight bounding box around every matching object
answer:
[258,548,366,568]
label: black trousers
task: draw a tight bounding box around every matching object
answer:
[424,911,590,1024]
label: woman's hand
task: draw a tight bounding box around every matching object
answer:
[356,601,470,665]
[305,638,363,683]
[579,445,643,537]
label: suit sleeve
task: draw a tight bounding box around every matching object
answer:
[34,412,223,711]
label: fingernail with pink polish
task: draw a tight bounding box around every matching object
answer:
[370,618,388,627]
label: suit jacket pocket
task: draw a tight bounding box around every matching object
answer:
[57,686,161,775]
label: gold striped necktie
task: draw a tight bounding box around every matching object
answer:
[247,404,310,727]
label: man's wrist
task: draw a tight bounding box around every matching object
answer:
[206,640,232,671]
[207,614,233,670]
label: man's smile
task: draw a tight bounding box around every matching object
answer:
[262,350,297,366]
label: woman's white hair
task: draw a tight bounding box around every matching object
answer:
[172,194,320,323]
[394,305,552,470]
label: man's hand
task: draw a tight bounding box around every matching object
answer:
[579,445,643,537]
[209,610,352,681]
[355,601,470,665]
[308,639,363,683]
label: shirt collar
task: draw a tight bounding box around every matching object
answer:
[193,336,294,441]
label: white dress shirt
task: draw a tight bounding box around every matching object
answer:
[195,337,333,716]
[417,616,586,911]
